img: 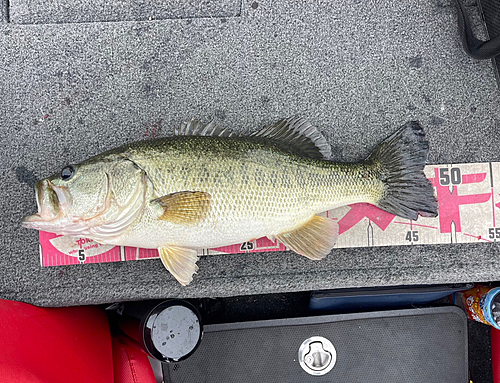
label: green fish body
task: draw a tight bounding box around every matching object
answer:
[22,117,438,285]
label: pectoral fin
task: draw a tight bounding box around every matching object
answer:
[159,245,199,286]
[277,216,339,260]
[152,191,211,224]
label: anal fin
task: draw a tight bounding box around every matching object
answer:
[277,216,339,260]
[159,245,199,286]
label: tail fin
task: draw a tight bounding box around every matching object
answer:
[366,121,438,220]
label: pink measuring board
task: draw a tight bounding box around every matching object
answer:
[39,162,500,267]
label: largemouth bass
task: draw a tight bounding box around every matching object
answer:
[22,117,438,285]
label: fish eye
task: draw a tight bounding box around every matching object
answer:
[61,165,76,181]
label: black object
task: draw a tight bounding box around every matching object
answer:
[476,0,500,86]
[455,0,500,59]
[309,283,473,312]
[468,320,493,383]
[140,300,203,362]
[113,299,203,363]
[163,307,467,383]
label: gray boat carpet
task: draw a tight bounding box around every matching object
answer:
[1,0,499,306]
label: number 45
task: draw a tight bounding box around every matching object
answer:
[489,228,500,239]
[405,231,419,242]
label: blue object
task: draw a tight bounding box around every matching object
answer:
[482,287,500,330]
[310,284,473,312]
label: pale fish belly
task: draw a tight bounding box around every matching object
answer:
[110,199,318,249]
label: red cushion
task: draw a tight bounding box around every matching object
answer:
[112,334,157,383]
[0,299,113,383]
[492,327,500,382]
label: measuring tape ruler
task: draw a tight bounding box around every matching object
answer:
[39,161,500,266]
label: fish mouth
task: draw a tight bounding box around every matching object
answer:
[21,179,69,230]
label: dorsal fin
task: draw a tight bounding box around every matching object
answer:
[175,119,235,137]
[251,116,331,159]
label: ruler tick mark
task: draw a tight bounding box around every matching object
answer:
[490,162,494,187]
[367,220,374,247]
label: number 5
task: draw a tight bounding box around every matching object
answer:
[439,168,450,186]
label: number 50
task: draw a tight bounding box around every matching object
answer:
[439,168,461,186]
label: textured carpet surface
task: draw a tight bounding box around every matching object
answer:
[1,0,499,306]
